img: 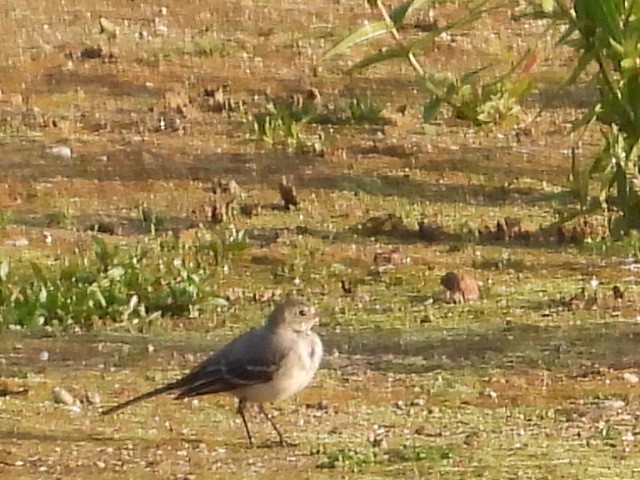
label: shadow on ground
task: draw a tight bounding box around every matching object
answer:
[2,320,639,378]
[326,320,640,375]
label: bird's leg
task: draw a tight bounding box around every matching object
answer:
[258,403,286,446]
[236,399,254,446]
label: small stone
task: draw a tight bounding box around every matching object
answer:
[39,350,49,361]
[86,391,101,405]
[52,387,75,406]
[623,372,639,385]
[440,272,480,303]
[373,247,406,269]
[146,344,155,354]
[44,145,72,159]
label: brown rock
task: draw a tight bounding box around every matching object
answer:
[612,285,624,301]
[570,225,586,245]
[239,202,262,217]
[362,213,407,237]
[52,387,75,406]
[440,272,480,304]
[495,218,509,242]
[212,178,241,197]
[373,247,406,269]
[278,175,298,210]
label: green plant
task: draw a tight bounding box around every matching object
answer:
[251,96,324,154]
[348,93,389,125]
[0,210,10,230]
[192,37,231,57]
[138,203,166,235]
[424,70,533,125]
[0,230,249,331]
[533,0,640,235]
[317,445,453,469]
[323,0,531,125]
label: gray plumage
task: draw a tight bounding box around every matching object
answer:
[102,297,323,446]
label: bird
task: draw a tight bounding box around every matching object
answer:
[102,297,323,446]
[278,175,298,210]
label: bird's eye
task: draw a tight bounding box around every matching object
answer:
[298,308,308,316]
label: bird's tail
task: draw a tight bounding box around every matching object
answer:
[101,383,178,415]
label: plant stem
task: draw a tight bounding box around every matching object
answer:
[373,0,425,76]
[373,0,451,102]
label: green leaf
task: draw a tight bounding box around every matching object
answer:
[572,103,601,132]
[0,261,9,282]
[107,266,125,280]
[411,2,493,53]
[322,21,392,61]
[562,49,596,87]
[346,47,409,74]
[90,284,108,308]
[38,285,47,303]
[556,22,579,46]
[409,30,441,53]
[30,262,46,282]
[390,0,433,25]
[422,98,442,123]
[540,0,555,13]
[92,235,112,267]
[460,65,492,84]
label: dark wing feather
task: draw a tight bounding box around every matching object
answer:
[173,333,284,399]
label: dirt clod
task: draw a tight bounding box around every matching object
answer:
[440,272,480,304]
[278,175,298,210]
[52,387,76,406]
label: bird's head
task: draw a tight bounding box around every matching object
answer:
[267,296,319,333]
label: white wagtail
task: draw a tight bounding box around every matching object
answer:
[102,297,323,446]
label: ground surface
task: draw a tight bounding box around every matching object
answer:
[1,0,640,479]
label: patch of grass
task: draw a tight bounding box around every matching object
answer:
[317,444,453,470]
[347,93,389,126]
[251,97,324,154]
[0,230,249,330]
[0,210,10,230]
[192,37,232,58]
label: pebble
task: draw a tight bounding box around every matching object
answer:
[44,145,72,159]
[86,391,101,405]
[52,387,75,406]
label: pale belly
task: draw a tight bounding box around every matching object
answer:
[233,333,322,403]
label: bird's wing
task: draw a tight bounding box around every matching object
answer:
[174,332,285,399]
